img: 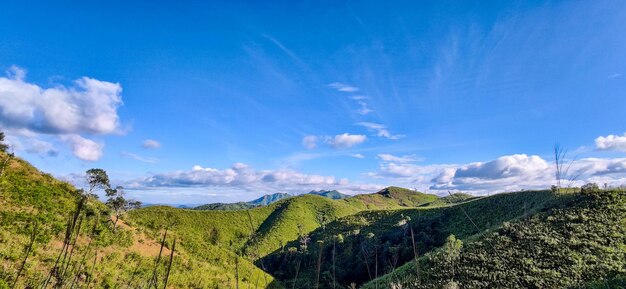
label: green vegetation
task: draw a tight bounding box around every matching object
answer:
[344,186,440,209]
[3,141,626,289]
[362,189,626,289]
[0,151,280,288]
[422,192,479,207]
[193,201,257,211]
[261,189,567,288]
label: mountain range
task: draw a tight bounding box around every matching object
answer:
[193,190,349,211]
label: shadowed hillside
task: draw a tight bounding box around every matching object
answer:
[361,189,626,289]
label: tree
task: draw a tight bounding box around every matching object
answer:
[105,186,141,231]
[427,235,463,287]
[0,131,8,152]
[85,168,110,198]
[0,131,14,178]
[581,182,600,194]
[297,224,310,252]
[208,227,221,245]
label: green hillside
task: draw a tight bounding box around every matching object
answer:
[6,149,625,289]
[344,186,440,209]
[0,152,280,289]
[193,201,257,211]
[129,187,442,262]
[422,192,479,207]
[260,189,567,289]
[361,189,626,289]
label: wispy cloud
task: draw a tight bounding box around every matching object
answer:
[349,153,365,159]
[142,139,161,149]
[377,153,421,163]
[262,34,307,69]
[302,135,318,149]
[328,82,359,92]
[356,101,373,115]
[356,122,404,140]
[608,73,622,78]
[121,151,159,164]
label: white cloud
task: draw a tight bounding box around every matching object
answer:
[0,68,122,135]
[430,154,553,192]
[573,158,626,176]
[608,73,622,78]
[351,95,368,100]
[455,154,549,179]
[0,66,123,161]
[377,154,420,163]
[367,153,626,195]
[327,82,359,92]
[375,162,452,178]
[326,133,366,149]
[130,163,382,197]
[349,153,365,159]
[595,133,626,152]
[61,134,104,162]
[356,122,404,140]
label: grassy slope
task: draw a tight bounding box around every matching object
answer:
[0,152,280,289]
[422,192,479,207]
[126,186,442,288]
[246,195,362,257]
[261,190,568,289]
[130,187,441,261]
[193,202,256,211]
[345,186,440,210]
[362,189,626,289]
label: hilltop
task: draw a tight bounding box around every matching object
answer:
[307,190,349,199]
[343,186,440,209]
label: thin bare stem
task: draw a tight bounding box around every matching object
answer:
[163,238,176,289]
[148,228,169,289]
[11,221,37,289]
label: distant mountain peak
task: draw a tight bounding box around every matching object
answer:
[248,192,292,206]
[307,189,349,200]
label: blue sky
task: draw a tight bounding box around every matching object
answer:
[1,0,626,204]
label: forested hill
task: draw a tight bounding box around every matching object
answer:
[360,189,626,289]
